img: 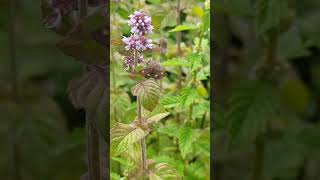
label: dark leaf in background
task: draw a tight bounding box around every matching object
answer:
[57,26,108,65]
[227,80,281,148]
[68,65,107,110]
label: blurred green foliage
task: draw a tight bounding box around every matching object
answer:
[0,0,87,179]
[213,0,320,179]
[110,0,210,179]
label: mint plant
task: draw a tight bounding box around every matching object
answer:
[110,10,179,179]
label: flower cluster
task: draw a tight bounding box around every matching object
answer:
[123,55,144,71]
[128,11,153,35]
[122,10,165,80]
[123,35,153,51]
[140,61,165,80]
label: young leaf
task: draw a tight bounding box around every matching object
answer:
[147,112,170,124]
[111,123,148,156]
[169,24,197,32]
[187,53,203,72]
[178,126,194,159]
[132,79,160,111]
[180,87,198,107]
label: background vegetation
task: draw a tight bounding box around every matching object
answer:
[213,0,320,180]
[110,0,210,179]
[0,0,90,179]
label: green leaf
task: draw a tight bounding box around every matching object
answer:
[187,53,203,72]
[147,112,170,124]
[111,172,121,180]
[278,29,310,60]
[110,123,148,156]
[161,58,187,67]
[178,126,194,158]
[180,87,198,107]
[157,123,180,138]
[160,95,181,108]
[202,10,210,32]
[148,162,179,179]
[132,79,160,111]
[256,0,293,35]
[227,80,281,147]
[169,24,197,32]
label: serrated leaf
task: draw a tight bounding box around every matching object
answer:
[180,87,198,107]
[132,79,160,111]
[178,126,194,158]
[160,95,181,108]
[169,24,197,32]
[227,80,281,147]
[187,53,203,72]
[111,123,148,156]
[147,112,170,124]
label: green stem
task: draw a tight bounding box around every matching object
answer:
[138,100,147,171]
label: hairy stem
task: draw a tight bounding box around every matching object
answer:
[176,0,182,122]
[134,51,147,171]
[134,50,138,69]
[138,100,147,171]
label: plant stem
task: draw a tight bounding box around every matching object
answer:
[134,49,147,171]
[138,100,147,171]
[176,0,182,122]
[176,0,181,56]
[134,50,138,69]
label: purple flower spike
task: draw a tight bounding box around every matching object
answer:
[122,34,153,51]
[123,55,144,71]
[128,11,153,35]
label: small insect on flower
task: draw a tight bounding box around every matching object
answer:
[123,55,144,71]
[140,60,166,80]
[122,35,153,51]
[128,11,154,35]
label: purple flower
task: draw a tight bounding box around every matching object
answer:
[122,34,153,51]
[123,55,144,71]
[128,11,153,35]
